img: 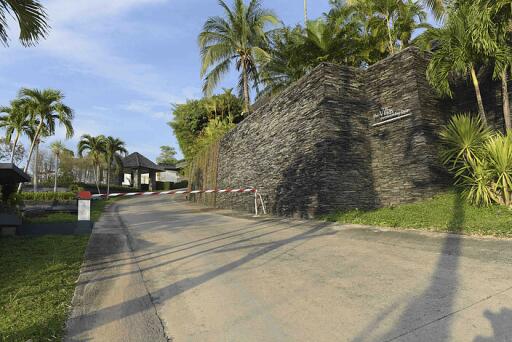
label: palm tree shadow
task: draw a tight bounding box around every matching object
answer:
[363,191,465,341]
[474,308,512,341]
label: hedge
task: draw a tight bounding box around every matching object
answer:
[20,192,77,201]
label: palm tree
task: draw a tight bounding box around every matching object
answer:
[17,88,74,192]
[0,99,32,163]
[488,0,512,131]
[78,135,106,195]
[426,3,498,126]
[0,0,49,47]
[199,0,278,113]
[103,136,127,198]
[50,141,70,193]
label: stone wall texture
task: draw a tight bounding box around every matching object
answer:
[190,47,507,217]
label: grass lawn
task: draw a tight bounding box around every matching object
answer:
[25,197,123,224]
[325,191,512,237]
[0,235,89,341]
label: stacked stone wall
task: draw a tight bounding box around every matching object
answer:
[190,47,507,217]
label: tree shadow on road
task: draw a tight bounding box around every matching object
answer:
[354,191,465,341]
[66,220,334,339]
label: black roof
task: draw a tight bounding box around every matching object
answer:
[122,152,164,172]
[0,163,31,184]
[159,164,179,171]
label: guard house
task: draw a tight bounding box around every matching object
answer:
[1,163,30,235]
[121,152,163,191]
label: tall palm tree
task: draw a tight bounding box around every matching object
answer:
[426,2,498,125]
[0,0,49,46]
[488,0,512,131]
[103,136,127,198]
[78,135,106,195]
[17,88,74,192]
[0,99,32,163]
[199,0,278,113]
[50,141,71,193]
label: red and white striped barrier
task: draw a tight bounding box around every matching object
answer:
[92,187,267,215]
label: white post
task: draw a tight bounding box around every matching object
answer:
[254,190,259,217]
[76,191,93,234]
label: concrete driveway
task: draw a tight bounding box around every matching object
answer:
[66,196,512,341]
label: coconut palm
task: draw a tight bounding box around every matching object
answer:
[103,136,127,198]
[17,88,74,191]
[0,99,33,163]
[199,0,279,113]
[50,141,71,193]
[0,0,49,47]
[78,134,106,195]
[426,2,498,125]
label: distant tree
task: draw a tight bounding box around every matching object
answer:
[50,141,73,193]
[78,134,105,195]
[0,99,32,163]
[199,0,279,113]
[0,138,24,164]
[103,136,127,197]
[156,145,178,165]
[17,88,74,192]
[0,0,49,47]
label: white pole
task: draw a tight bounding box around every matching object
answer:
[254,190,259,216]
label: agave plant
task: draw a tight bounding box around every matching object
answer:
[441,113,512,207]
[439,113,491,174]
[484,133,512,206]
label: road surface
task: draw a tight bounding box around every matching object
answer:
[66,196,512,341]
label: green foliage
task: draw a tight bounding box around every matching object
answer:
[0,0,49,47]
[20,191,76,201]
[156,145,178,165]
[0,235,88,341]
[169,90,243,159]
[440,114,512,207]
[258,0,431,96]
[325,190,512,236]
[425,2,498,98]
[195,117,236,152]
[198,0,279,110]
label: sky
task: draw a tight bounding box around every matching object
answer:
[0,0,332,161]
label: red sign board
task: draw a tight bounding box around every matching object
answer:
[78,191,92,200]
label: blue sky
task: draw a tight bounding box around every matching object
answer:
[0,0,331,161]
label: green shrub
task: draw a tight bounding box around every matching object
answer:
[171,180,188,189]
[20,192,76,201]
[440,114,512,207]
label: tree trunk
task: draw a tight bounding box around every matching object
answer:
[33,143,39,193]
[304,0,308,24]
[502,67,511,132]
[53,155,59,193]
[470,65,487,125]
[18,122,43,192]
[242,61,250,114]
[96,164,101,195]
[10,131,20,163]
[107,164,111,199]
[386,15,395,54]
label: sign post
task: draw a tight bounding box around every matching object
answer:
[75,191,92,234]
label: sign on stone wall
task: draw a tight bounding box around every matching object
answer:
[373,107,412,127]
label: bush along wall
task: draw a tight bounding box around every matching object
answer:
[20,192,77,202]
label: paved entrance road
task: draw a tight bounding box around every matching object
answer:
[66,196,512,341]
